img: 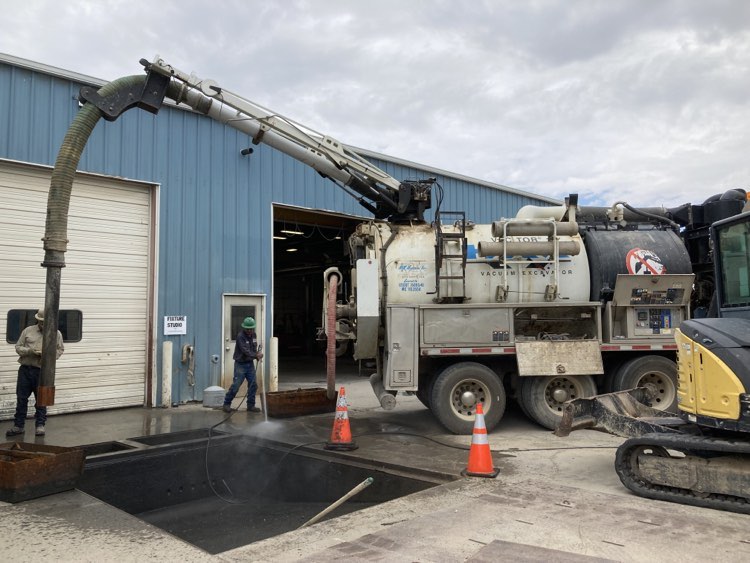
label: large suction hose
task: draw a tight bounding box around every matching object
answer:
[39,75,182,405]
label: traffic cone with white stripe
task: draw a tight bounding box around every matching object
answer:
[462,402,499,478]
[325,386,358,451]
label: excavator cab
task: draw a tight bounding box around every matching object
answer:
[676,210,750,431]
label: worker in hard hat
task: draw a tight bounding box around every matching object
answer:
[6,308,64,438]
[222,316,263,413]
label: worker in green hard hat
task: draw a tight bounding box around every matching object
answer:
[222,316,263,413]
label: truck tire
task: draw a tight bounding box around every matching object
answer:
[519,375,597,430]
[430,362,506,435]
[416,374,435,410]
[610,355,678,413]
[515,396,533,420]
[336,339,350,357]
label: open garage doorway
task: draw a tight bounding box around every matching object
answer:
[272,205,364,384]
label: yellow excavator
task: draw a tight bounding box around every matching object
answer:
[557,209,750,513]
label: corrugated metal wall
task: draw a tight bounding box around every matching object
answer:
[0,57,555,404]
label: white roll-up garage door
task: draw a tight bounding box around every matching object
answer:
[0,160,155,418]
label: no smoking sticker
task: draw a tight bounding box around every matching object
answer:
[626,248,666,275]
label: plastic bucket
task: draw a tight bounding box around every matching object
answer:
[202,386,225,408]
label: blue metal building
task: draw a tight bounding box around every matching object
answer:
[0,53,557,415]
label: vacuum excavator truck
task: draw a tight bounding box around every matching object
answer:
[323,188,748,435]
[323,195,704,434]
[557,209,750,513]
[324,195,724,434]
[324,188,747,434]
[136,58,742,435]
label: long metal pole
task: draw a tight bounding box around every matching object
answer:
[298,477,374,529]
[258,345,268,423]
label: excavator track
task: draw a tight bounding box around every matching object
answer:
[615,433,750,514]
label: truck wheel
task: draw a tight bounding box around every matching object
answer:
[513,383,533,420]
[430,362,505,434]
[515,396,533,420]
[611,356,678,413]
[519,375,597,430]
[416,375,435,410]
[335,339,349,357]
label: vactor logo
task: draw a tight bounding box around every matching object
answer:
[626,248,666,275]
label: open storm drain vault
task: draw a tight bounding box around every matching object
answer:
[78,431,442,554]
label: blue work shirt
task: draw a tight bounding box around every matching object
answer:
[233,329,259,363]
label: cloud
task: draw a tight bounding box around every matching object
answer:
[1,0,749,208]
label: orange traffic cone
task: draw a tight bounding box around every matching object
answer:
[462,403,499,478]
[325,386,358,451]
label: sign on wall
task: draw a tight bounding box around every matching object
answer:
[164,315,187,335]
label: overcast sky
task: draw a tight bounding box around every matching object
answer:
[2,0,749,207]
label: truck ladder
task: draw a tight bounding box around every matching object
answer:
[433,211,468,303]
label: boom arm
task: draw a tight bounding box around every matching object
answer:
[145,57,433,222]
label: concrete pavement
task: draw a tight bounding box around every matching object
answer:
[2,359,750,562]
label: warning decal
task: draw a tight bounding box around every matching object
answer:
[626,248,666,275]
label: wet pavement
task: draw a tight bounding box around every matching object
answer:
[2,356,750,561]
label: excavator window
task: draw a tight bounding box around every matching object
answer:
[716,219,750,308]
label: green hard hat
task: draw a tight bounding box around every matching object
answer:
[241,317,256,329]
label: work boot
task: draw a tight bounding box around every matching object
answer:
[247,407,261,413]
[35,426,45,436]
[5,426,24,437]
[222,404,232,413]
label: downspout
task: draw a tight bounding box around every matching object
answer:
[39,73,173,405]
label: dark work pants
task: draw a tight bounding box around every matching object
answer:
[223,361,258,409]
[13,365,47,428]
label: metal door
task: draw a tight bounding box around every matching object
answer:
[222,294,265,391]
